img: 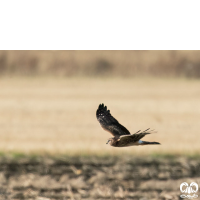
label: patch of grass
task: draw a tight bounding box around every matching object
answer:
[150,152,200,160]
[151,153,179,160]
[1,150,200,162]
[0,151,6,157]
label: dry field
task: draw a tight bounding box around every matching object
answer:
[0,77,200,156]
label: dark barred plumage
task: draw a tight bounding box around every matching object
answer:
[96,104,160,147]
[96,104,130,137]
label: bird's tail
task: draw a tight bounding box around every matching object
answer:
[141,141,160,145]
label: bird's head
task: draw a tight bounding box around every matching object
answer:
[106,138,114,145]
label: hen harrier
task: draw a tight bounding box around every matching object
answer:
[96,104,160,147]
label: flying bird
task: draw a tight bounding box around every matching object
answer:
[96,103,160,147]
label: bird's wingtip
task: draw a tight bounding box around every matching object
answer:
[99,103,104,107]
[155,142,161,145]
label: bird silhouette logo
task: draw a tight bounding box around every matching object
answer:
[180,182,198,199]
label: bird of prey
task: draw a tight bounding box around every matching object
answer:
[96,103,160,147]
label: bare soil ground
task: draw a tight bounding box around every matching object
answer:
[1,156,200,200]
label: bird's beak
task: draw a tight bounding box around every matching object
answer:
[106,140,110,144]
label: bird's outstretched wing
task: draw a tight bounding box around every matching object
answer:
[96,103,130,137]
[119,128,155,143]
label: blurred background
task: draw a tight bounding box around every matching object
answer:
[1,50,200,78]
[1,50,200,199]
[0,50,200,156]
